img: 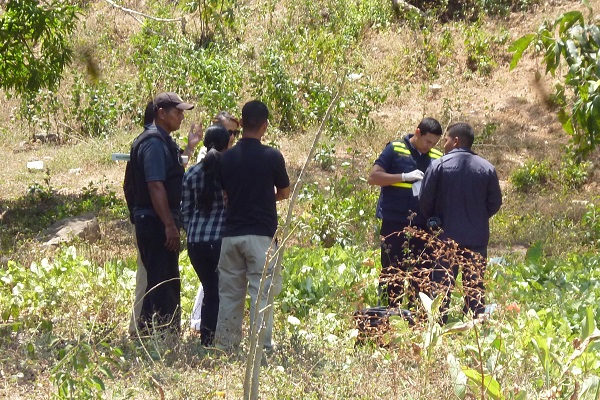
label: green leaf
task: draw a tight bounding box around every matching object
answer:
[98,365,114,380]
[557,109,574,135]
[580,375,600,400]
[557,11,584,35]
[447,354,467,399]
[532,335,550,372]
[462,368,504,400]
[514,391,528,400]
[509,34,536,70]
[589,25,600,46]
[525,241,543,264]
[566,39,580,62]
[91,375,105,391]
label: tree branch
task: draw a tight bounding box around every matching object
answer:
[103,0,184,23]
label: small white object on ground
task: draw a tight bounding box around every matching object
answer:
[429,84,442,94]
[27,160,44,170]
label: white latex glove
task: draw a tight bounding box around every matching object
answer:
[402,169,424,182]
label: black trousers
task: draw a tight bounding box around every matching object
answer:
[187,240,221,346]
[135,214,181,333]
[432,244,487,324]
[379,220,431,309]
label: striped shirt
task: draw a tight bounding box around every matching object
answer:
[181,161,226,243]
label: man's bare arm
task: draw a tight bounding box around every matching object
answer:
[275,186,291,201]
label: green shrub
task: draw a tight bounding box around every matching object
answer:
[558,158,590,190]
[294,177,377,248]
[183,0,237,44]
[510,160,552,192]
[582,202,600,246]
[463,22,507,76]
[281,245,379,318]
[406,0,539,20]
[250,46,302,131]
[71,77,137,138]
[133,37,242,114]
[19,76,139,139]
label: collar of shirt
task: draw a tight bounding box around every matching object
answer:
[147,123,170,140]
[448,147,476,156]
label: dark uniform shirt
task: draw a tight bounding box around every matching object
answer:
[132,124,184,223]
[374,134,442,227]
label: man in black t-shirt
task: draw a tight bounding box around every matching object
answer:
[214,100,290,352]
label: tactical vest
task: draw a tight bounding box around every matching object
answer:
[128,128,185,214]
[389,140,442,188]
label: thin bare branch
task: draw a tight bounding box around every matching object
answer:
[103,0,183,23]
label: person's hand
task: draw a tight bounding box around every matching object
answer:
[186,122,204,152]
[164,224,180,252]
[402,170,424,182]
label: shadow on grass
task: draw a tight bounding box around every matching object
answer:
[0,187,127,255]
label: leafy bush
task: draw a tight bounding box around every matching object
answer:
[19,76,139,139]
[510,160,552,192]
[510,10,600,158]
[250,46,302,131]
[313,143,336,171]
[406,0,539,20]
[281,245,379,318]
[0,0,79,95]
[183,0,237,44]
[0,247,132,398]
[294,177,377,248]
[133,36,242,116]
[582,202,600,246]
[510,158,590,193]
[71,77,138,138]
[463,22,502,76]
[558,158,590,190]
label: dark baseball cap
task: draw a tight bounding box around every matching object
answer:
[153,92,194,110]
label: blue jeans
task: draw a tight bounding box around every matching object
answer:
[134,214,181,333]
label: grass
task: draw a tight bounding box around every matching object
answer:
[1,0,600,398]
[5,240,592,398]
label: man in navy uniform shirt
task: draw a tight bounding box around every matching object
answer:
[368,118,443,309]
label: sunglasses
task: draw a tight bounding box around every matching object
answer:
[228,129,241,137]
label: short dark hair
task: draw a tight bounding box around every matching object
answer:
[241,100,269,131]
[417,117,443,137]
[447,122,475,148]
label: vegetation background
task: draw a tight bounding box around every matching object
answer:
[1,0,599,398]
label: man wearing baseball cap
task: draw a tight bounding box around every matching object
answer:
[128,91,200,334]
